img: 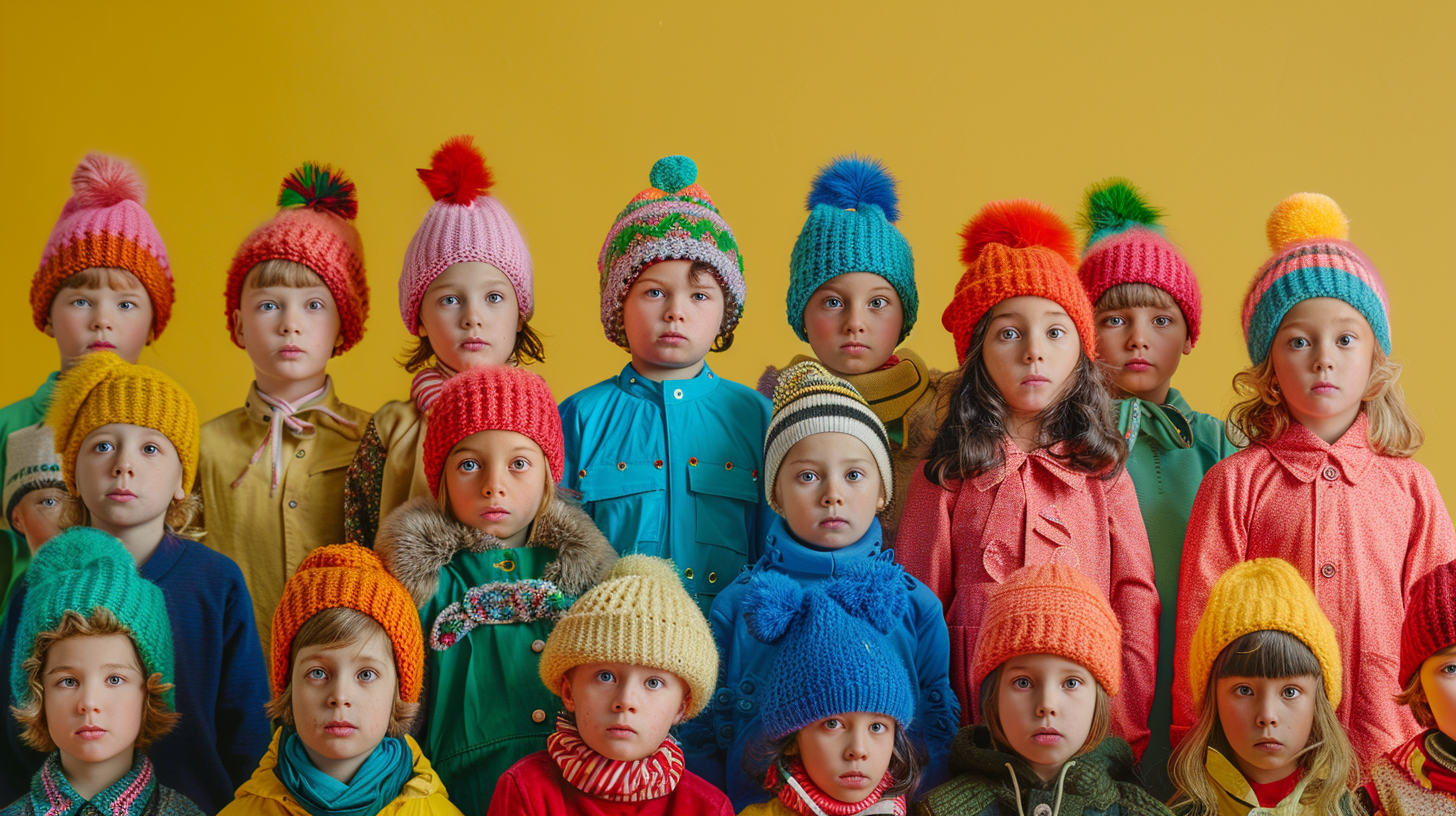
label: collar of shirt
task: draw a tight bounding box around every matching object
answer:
[971,438,1090,494]
[1206,748,1308,813]
[1262,412,1377,485]
[613,362,722,406]
[241,378,345,437]
[762,514,884,577]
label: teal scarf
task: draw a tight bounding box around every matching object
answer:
[276,731,415,816]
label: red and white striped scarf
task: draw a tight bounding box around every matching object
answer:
[771,758,905,816]
[547,716,684,802]
[409,362,458,414]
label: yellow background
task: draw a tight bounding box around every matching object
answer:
[3,3,1455,486]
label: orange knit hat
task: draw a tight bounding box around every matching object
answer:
[941,200,1095,365]
[969,562,1122,699]
[270,544,423,703]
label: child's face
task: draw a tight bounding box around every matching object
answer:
[1420,644,1456,739]
[1269,298,1375,443]
[981,297,1081,422]
[290,626,398,784]
[1093,304,1191,403]
[995,653,1096,783]
[802,273,904,375]
[418,262,523,371]
[561,662,687,762]
[1214,673,1317,785]
[444,430,547,547]
[43,633,146,774]
[773,433,885,549]
[232,275,342,392]
[795,712,896,805]
[11,487,66,555]
[45,274,154,370]
[75,424,186,538]
[621,260,724,381]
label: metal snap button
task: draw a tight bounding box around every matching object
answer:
[708,572,717,583]
[673,388,684,399]
[654,460,663,469]
[295,449,306,459]
[579,469,587,478]
[689,457,699,467]
[725,462,733,470]
[685,567,694,579]
[288,500,298,509]
[617,462,627,471]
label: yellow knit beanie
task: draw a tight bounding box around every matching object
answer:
[45,352,199,495]
[538,555,718,720]
[1188,558,1342,708]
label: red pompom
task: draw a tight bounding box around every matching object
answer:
[960,199,1078,267]
[71,153,145,209]
[417,135,493,205]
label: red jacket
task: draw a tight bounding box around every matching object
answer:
[488,750,734,816]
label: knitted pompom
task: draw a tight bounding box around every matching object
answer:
[960,199,1078,267]
[607,554,680,584]
[806,155,900,223]
[1078,178,1161,249]
[744,572,808,645]
[278,162,358,220]
[417,135,493,205]
[45,351,128,448]
[70,153,145,209]
[1266,193,1349,253]
[824,560,908,635]
[649,155,697,194]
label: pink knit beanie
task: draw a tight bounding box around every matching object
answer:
[399,136,533,333]
[224,163,370,354]
[33,154,173,338]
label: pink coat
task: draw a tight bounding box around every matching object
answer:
[1172,414,1456,763]
[896,440,1159,757]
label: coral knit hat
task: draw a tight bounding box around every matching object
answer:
[421,365,564,496]
[224,163,370,354]
[270,544,424,703]
[942,200,1095,365]
[32,154,174,338]
[1400,560,1456,684]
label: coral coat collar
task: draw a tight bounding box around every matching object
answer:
[1262,413,1377,485]
[971,439,1089,494]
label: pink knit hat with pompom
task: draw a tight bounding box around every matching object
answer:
[398,136,533,333]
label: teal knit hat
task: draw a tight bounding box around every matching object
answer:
[11,528,174,709]
[787,156,917,343]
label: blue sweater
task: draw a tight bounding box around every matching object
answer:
[0,533,271,815]
[682,515,960,810]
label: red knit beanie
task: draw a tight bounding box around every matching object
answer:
[422,365,563,496]
[1400,560,1456,684]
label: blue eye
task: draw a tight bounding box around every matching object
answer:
[870,721,886,733]
[1047,328,1066,339]
[40,498,57,508]
[1291,338,1309,349]
[487,293,503,303]
[824,718,842,729]
[1440,663,1456,675]
[999,328,1019,340]
[260,302,277,311]
[824,297,843,309]
[870,297,889,309]
[441,296,460,306]
[510,458,530,471]
[106,675,124,686]
[597,670,615,683]
[71,299,90,308]
[142,444,160,455]
[460,460,479,472]
[1337,333,1355,346]
[1013,677,1031,689]
[692,292,708,301]
[358,669,378,682]
[1063,678,1082,690]
[94,442,114,453]
[117,301,135,311]
[646,677,663,690]
[1103,316,1125,327]
[59,677,78,688]
[1153,316,1171,327]
[307,668,326,680]
[646,289,664,298]
[846,470,863,482]
[1234,684,1253,696]
[797,471,818,483]
[308,300,324,310]
[1282,686,1301,699]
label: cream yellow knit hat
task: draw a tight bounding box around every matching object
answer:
[538,555,718,719]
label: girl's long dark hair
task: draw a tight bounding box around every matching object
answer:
[923,311,1125,486]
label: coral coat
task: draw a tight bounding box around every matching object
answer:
[488,750,734,816]
[1172,414,1455,763]
[896,440,1159,756]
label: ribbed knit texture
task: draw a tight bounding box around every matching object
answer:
[399,135,533,331]
[32,154,173,338]
[1400,559,1456,684]
[763,360,893,515]
[421,364,564,494]
[538,555,718,719]
[1187,557,1342,707]
[224,163,370,354]
[45,351,199,495]
[270,544,424,702]
[969,562,1123,699]
[1242,193,1389,364]
[11,528,174,708]
[943,200,1095,364]
[2,423,62,521]
[597,155,745,348]
[786,156,916,342]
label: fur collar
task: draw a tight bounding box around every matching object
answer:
[375,494,618,608]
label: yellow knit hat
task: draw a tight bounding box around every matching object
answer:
[538,555,718,720]
[1187,558,1342,708]
[45,352,199,495]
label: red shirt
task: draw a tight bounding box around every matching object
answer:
[488,750,735,816]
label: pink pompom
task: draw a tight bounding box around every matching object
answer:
[70,153,145,209]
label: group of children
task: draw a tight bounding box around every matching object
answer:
[0,138,1453,816]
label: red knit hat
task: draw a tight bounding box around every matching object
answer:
[422,365,564,496]
[224,163,370,354]
[942,200,1095,365]
[1400,560,1456,684]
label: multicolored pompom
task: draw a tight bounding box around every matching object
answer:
[278,162,358,220]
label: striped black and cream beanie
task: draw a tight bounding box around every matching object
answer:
[764,361,893,515]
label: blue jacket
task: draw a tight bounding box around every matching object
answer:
[560,363,772,616]
[682,515,959,810]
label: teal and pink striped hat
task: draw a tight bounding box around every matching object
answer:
[1242,193,1389,364]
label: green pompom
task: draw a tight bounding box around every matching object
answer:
[649,155,697,193]
[1079,178,1162,249]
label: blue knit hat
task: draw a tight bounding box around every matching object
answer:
[787,156,916,343]
[11,528,175,709]
[745,559,914,738]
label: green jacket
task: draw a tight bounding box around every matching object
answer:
[375,495,617,814]
[0,373,57,619]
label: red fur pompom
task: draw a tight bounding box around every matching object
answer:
[71,153,145,209]
[960,199,1078,267]
[417,135,493,205]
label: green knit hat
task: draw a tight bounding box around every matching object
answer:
[787,156,916,343]
[11,527,174,709]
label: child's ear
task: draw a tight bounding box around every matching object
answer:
[1182,335,1193,356]
[876,488,887,513]
[559,675,576,712]
[230,309,246,348]
[674,693,689,726]
[516,315,525,334]
[42,318,55,339]
[146,328,156,347]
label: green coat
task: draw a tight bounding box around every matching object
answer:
[375,494,617,814]
[0,372,57,618]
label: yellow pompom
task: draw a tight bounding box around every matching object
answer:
[1266,193,1349,252]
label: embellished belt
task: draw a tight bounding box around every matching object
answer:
[430,579,575,650]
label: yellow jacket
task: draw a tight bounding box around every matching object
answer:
[342,399,431,548]
[1202,749,1315,816]
[219,729,462,816]
[739,799,797,815]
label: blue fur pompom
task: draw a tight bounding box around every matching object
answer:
[744,571,808,645]
[824,560,908,634]
[806,155,900,222]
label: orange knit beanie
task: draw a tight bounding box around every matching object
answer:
[941,200,1095,365]
[270,544,423,703]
